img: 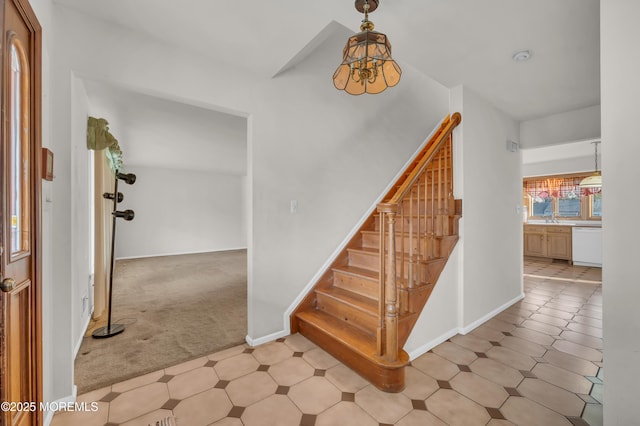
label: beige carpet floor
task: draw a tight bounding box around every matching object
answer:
[74,250,247,393]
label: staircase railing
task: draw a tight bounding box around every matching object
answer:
[376,113,461,360]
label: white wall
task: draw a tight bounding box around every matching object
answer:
[114,166,247,259]
[520,105,602,177]
[520,105,601,148]
[601,1,640,423]
[404,248,461,356]
[522,155,596,177]
[457,87,524,327]
[522,139,601,177]
[70,74,92,356]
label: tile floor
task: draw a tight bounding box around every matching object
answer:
[52,258,603,426]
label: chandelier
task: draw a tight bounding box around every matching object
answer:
[333,0,401,95]
[579,141,602,189]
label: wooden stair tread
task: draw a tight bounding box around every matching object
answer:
[361,229,461,237]
[348,247,378,255]
[316,286,377,311]
[372,213,462,219]
[349,246,448,263]
[332,265,378,281]
[295,310,408,367]
[296,310,376,354]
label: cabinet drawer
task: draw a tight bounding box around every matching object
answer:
[546,226,572,234]
[524,225,546,233]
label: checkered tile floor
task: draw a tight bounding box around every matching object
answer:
[53,258,602,426]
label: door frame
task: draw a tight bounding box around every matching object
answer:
[0,0,42,424]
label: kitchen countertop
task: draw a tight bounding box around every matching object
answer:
[525,221,602,228]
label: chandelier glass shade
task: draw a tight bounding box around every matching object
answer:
[333,2,401,95]
[579,141,602,189]
[579,172,602,189]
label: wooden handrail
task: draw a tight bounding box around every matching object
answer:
[375,112,461,361]
[386,112,461,205]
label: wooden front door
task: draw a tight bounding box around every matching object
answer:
[0,0,42,425]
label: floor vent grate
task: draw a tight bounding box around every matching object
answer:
[149,416,177,426]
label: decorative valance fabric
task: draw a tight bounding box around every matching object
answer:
[523,177,595,200]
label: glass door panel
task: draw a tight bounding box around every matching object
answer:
[8,39,30,258]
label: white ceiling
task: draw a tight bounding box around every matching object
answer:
[64,1,600,175]
[54,0,600,122]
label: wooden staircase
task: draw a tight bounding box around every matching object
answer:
[291,113,462,392]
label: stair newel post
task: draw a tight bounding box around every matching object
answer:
[378,202,399,362]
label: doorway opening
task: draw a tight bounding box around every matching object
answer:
[74,80,249,392]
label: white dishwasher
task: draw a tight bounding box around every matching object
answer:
[572,227,602,267]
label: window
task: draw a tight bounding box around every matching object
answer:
[523,174,602,222]
[558,196,581,217]
[532,198,552,217]
[590,193,602,218]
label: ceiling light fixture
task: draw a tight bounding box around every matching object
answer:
[333,0,401,95]
[512,50,532,62]
[579,141,602,188]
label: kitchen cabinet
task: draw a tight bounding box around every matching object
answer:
[524,225,572,261]
[524,227,546,257]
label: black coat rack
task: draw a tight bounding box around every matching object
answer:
[92,171,136,338]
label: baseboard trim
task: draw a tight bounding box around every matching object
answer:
[43,386,77,426]
[116,247,247,261]
[459,292,525,335]
[73,313,92,359]
[407,327,460,361]
[245,330,289,347]
[406,292,525,360]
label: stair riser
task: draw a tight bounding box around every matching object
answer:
[363,233,448,257]
[399,198,456,216]
[333,271,378,299]
[348,250,380,272]
[374,215,457,236]
[315,293,378,334]
[349,250,446,284]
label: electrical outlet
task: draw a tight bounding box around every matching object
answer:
[290,200,299,214]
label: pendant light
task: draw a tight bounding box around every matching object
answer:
[333,0,401,95]
[579,141,602,188]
